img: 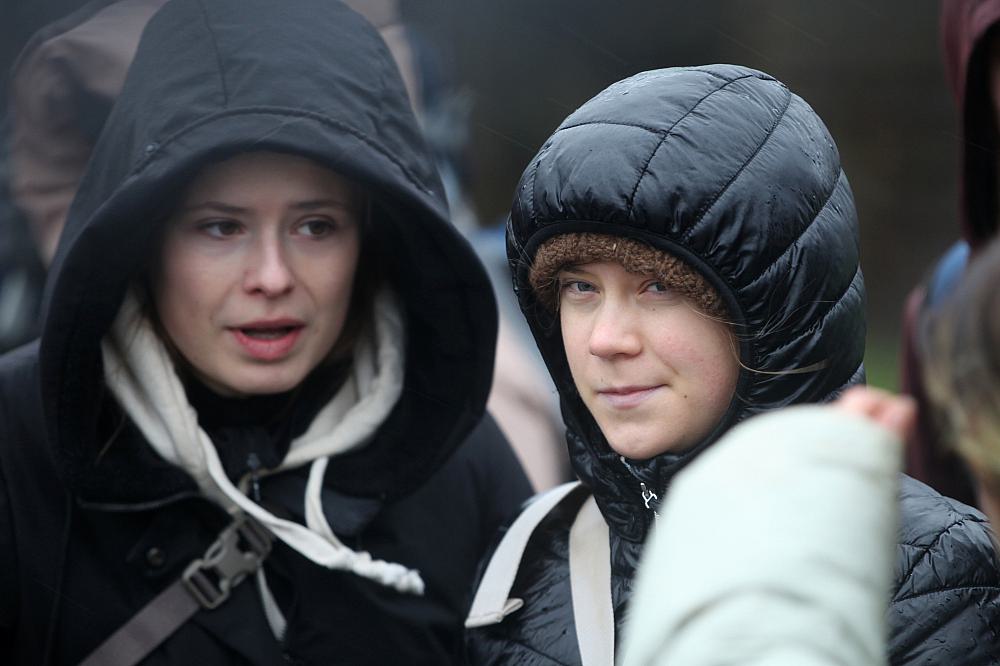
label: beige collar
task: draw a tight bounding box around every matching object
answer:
[101,289,424,594]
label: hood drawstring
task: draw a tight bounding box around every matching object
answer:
[102,289,425,596]
[246,453,263,503]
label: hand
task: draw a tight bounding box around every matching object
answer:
[833,386,916,441]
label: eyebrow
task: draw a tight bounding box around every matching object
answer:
[559,265,595,279]
[289,198,358,212]
[179,198,358,215]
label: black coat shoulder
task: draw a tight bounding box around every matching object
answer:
[0,430,15,654]
[0,340,42,418]
[0,341,43,656]
[889,474,1000,665]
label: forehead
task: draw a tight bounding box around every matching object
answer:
[559,260,656,279]
[178,151,361,208]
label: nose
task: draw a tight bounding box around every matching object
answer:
[243,234,295,297]
[588,301,641,359]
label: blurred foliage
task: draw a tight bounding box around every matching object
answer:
[865,333,900,392]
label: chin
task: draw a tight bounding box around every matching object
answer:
[220,367,308,397]
[605,432,678,461]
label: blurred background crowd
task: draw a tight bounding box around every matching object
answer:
[0,0,961,390]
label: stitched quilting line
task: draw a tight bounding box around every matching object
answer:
[892,584,1000,605]
[898,517,965,586]
[890,584,1000,662]
[624,74,764,222]
[556,120,673,136]
[552,69,775,138]
[763,266,862,358]
[742,169,849,291]
[682,85,794,244]
[528,155,543,224]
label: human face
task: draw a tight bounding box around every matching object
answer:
[559,260,739,459]
[154,151,362,396]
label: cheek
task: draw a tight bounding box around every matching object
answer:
[306,244,361,330]
[153,238,223,335]
[691,328,739,404]
[559,309,590,382]
[662,315,738,396]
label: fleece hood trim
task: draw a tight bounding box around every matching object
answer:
[507,65,865,542]
[39,0,497,506]
[102,289,426,594]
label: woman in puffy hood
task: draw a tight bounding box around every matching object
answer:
[465,65,1000,665]
[0,0,531,664]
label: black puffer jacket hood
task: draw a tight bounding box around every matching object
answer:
[507,64,865,541]
[39,0,497,505]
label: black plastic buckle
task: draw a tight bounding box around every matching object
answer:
[182,515,273,610]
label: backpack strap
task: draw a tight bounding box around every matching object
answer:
[465,481,581,627]
[77,513,272,666]
[569,494,614,666]
[466,482,615,665]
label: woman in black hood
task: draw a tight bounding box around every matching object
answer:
[0,0,531,664]
[465,65,1000,665]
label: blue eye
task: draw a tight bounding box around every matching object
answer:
[646,281,669,293]
[562,280,596,293]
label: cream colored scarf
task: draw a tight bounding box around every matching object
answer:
[101,289,424,594]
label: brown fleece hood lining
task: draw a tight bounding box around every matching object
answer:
[528,232,728,319]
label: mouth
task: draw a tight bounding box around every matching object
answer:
[596,385,664,409]
[239,326,300,340]
[229,320,305,361]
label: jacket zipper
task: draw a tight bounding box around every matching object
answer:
[619,455,660,519]
[247,452,263,503]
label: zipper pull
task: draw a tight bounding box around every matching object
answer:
[640,482,658,510]
[620,456,660,518]
[247,452,262,503]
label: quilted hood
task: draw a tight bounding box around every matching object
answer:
[507,65,865,541]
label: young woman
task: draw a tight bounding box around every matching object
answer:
[0,0,531,664]
[465,65,1000,665]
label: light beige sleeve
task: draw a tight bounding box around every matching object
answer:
[619,405,902,666]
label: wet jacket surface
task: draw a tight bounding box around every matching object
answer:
[0,1,531,664]
[464,65,1000,665]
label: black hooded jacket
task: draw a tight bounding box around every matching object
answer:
[0,1,531,664]
[465,65,1000,665]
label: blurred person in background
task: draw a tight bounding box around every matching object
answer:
[924,235,1000,538]
[0,0,531,663]
[401,20,568,491]
[3,0,568,492]
[464,65,1000,666]
[901,0,1000,506]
